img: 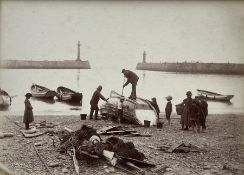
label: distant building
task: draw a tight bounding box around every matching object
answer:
[143,51,146,63]
[76,41,81,61]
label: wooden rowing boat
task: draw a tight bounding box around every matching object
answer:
[197,89,234,102]
[30,84,57,100]
[100,90,158,126]
[56,86,82,103]
[0,89,11,107]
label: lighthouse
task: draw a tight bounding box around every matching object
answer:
[76,41,81,61]
[143,51,146,63]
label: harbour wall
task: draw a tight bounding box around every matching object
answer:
[136,62,244,74]
[0,60,91,69]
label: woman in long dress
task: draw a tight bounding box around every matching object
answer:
[23,93,34,130]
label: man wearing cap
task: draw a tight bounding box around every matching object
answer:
[89,85,108,120]
[122,69,139,100]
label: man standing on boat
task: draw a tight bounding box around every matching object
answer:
[89,85,108,120]
[122,69,139,100]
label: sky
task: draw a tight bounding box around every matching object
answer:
[1,0,244,68]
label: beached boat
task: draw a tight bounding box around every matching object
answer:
[0,89,11,107]
[100,91,158,126]
[197,89,234,102]
[56,86,82,103]
[30,84,57,100]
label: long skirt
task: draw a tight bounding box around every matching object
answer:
[180,107,190,126]
[23,109,34,123]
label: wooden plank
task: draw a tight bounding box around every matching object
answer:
[166,143,184,153]
[124,133,152,137]
[125,162,145,175]
[97,126,121,134]
[0,162,14,175]
[21,130,45,138]
[119,156,155,168]
[72,147,80,175]
[64,127,74,133]
[80,151,99,159]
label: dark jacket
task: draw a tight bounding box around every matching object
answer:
[200,99,208,116]
[123,70,139,86]
[23,99,34,123]
[150,100,160,116]
[180,97,193,125]
[90,90,106,107]
[165,101,172,114]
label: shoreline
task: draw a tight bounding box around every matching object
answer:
[0,113,244,175]
[2,112,244,118]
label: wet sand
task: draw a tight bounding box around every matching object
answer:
[0,113,244,175]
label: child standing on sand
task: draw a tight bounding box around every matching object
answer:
[23,93,34,130]
[165,96,173,125]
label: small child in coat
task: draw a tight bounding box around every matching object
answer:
[165,96,173,125]
[117,96,125,123]
[23,93,34,130]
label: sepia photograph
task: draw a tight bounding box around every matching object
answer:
[0,0,244,174]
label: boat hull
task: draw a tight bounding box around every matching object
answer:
[56,86,82,103]
[197,94,234,102]
[100,91,157,126]
[31,84,57,100]
[197,89,234,102]
[0,95,11,107]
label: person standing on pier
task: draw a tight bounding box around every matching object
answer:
[122,69,139,100]
[89,85,108,120]
[23,93,34,130]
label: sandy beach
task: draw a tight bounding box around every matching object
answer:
[0,113,243,175]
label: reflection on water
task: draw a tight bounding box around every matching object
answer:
[77,69,80,88]
[1,68,244,115]
[32,98,56,104]
[207,100,233,106]
[0,105,10,111]
[57,100,82,107]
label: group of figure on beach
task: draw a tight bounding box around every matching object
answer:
[23,69,208,133]
[179,91,208,133]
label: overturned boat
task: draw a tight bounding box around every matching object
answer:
[56,86,82,103]
[197,89,234,102]
[0,89,11,107]
[30,84,57,100]
[100,91,158,126]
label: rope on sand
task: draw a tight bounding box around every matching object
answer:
[4,115,24,129]
[33,143,54,175]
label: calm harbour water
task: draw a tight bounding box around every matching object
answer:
[1,68,244,116]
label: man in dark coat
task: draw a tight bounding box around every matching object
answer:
[149,97,160,117]
[122,69,139,100]
[23,93,34,130]
[89,85,108,120]
[149,97,160,124]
